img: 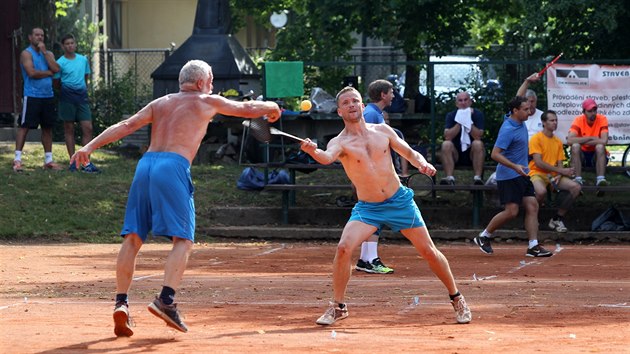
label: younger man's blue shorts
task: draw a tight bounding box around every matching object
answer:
[349,186,426,232]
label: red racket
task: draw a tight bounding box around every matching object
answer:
[537,53,564,76]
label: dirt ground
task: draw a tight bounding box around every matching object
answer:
[1,241,629,353]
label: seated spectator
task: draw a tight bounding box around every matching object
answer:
[566,98,609,189]
[528,110,582,232]
[440,91,485,185]
[517,73,544,140]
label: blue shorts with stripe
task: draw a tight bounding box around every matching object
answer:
[121,152,195,242]
[348,186,426,233]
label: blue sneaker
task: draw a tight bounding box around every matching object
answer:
[68,162,78,172]
[81,162,101,174]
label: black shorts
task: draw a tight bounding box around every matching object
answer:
[19,96,57,129]
[452,141,473,166]
[497,175,535,205]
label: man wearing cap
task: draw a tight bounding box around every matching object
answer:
[566,98,609,189]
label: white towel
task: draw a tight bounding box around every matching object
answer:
[455,108,473,152]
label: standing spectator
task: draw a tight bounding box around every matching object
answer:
[528,110,582,232]
[473,96,552,258]
[13,27,61,172]
[566,98,609,189]
[71,60,281,336]
[517,73,544,140]
[300,86,471,326]
[53,33,100,173]
[354,79,397,275]
[440,91,485,185]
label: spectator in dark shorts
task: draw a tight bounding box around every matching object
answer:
[440,91,485,185]
[473,96,552,258]
[14,27,61,172]
[566,98,609,189]
[53,33,100,173]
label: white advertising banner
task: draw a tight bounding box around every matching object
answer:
[547,64,630,145]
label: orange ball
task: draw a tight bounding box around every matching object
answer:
[300,100,312,111]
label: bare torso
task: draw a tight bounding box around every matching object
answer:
[146,92,219,163]
[334,124,401,202]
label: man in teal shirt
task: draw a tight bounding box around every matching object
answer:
[54,34,99,173]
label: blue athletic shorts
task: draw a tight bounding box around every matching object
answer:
[121,152,195,242]
[348,186,426,232]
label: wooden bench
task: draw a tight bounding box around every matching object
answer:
[263,182,630,226]
[263,182,497,226]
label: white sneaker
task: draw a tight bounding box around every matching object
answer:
[548,218,568,233]
[451,295,472,324]
[316,302,348,325]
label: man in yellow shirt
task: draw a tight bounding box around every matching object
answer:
[529,110,582,232]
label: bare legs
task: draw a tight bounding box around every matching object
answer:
[116,233,193,295]
[64,121,94,158]
[441,140,485,179]
[331,221,459,304]
[485,199,539,241]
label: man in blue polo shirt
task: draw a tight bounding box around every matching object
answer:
[54,33,99,173]
[14,27,61,172]
[473,96,552,258]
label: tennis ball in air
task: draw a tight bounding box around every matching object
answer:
[300,100,312,111]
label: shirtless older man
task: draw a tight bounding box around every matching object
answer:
[300,86,471,326]
[71,60,281,336]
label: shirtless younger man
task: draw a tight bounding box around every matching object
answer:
[300,87,471,325]
[71,60,281,336]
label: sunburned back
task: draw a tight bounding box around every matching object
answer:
[147,92,218,162]
[336,125,401,202]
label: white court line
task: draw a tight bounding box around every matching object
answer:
[178,275,630,285]
[133,273,161,281]
[507,260,541,274]
[255,244,286,256]
[3,299,628,311]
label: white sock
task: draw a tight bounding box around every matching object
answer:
[14,151,22,161]
[574,176,582,181]
[447,176,455,181]
[596,176,605,182]
[360,242,369,261]
[480,229,492,238]
[44,152,53,164]
[361,241,379,262]
[528,239,539,249]
[474,175,482,180]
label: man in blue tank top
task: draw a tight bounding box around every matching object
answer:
[14,27,61,172]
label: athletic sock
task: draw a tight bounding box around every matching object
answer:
[480,229,492,238]
[361,240,378,262]
[449,291,461,301]
[159,286,176,305]
[44,152,53,164]
[14,151,22,161]
[115,293,128,305]
[528,239,539,249]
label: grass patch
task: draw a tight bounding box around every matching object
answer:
[1,142,628,242]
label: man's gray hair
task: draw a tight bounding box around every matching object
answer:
[179,60,212,85]
[525,89,537,99]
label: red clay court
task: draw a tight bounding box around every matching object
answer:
[1,241,628,353]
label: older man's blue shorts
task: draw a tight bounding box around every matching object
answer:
[121,152,195,242]
[348,186,426,232]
